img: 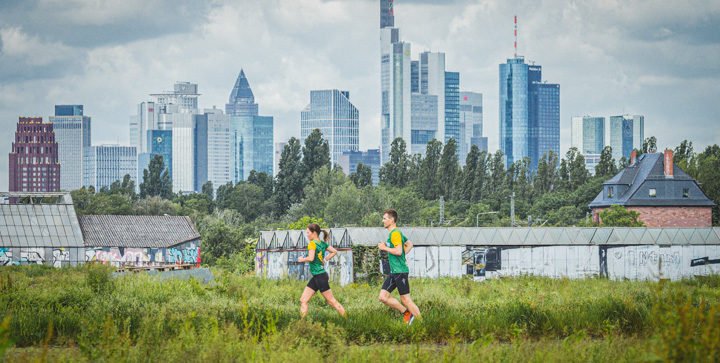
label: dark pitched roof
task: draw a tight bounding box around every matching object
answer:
[589,153,715,208]
[228,69,255,103]
[79,215,201,248]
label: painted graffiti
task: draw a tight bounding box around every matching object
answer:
[691,257,720,267]
[166,246,199,264]
[21,248,45,265]
[0,248,12,266]
[52,248,70,268]
[613,248,682,267]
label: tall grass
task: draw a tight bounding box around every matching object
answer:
[1,266,719,361]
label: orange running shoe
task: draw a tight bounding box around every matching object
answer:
[403,310,414,325]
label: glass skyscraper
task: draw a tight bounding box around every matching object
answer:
[500,57,559,170]
[226,70,274,181]
[460,91,487,160]
[49,105,91,191]
[301,90,359,166]
[83,145,137,190]
[571,116,605,174]
[609,115,644,162]
[410,93,438,155]
[339,149,381,186]
[148,130,172,178]
[444,71,460,150]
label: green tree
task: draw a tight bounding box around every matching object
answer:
[599,205,644,227]
[350,163,372,188]
[217,183,266,222]
[71,187,94,215]
[139,154,172,199]
[132,196,181,216]
[248,170,274,200]
[695,145,720,225]
[198,219,244,264]
[84,194,134,215]
[460,145,479,201]
[674,140,696,175]
[595,146,618,178]
[288,166,347,220]
[618,156,628,170]
[642,136,658,154]
[564,147,589,191]
[201,181,214,201]
[417,139,443,200]
[438,138,460,199]
[471,151,489,202]
[534,151,559,195]
[486,151,508,211]
[379,137,410,187]
[274,138,303,216]
[287,216,328,230]
[325,182,365,226]
[301,128,331,180]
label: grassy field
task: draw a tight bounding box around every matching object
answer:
[0,265,719,362]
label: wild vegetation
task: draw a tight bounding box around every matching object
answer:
[1,266,719,362]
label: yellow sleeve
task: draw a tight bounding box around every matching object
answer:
[391,231,402,247]
[308,241,316,251]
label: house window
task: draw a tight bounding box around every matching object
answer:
[649,188,657,197]
[683,188,689,198]
[608,187,614,198]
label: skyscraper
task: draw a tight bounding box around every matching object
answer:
[460,92,487,158]
[196,108,231,190]
[226,70,274,181]
[571,116,605,174]
[608,115,644,162]
[410,93,438,155]
[130,101,157,154]
[49,105,91,191]
[380,0,411,164]
[274,141,286,177]
[499,57,560,170]
[444,71,460,148]
[83,145,137,190]
[339,149,381,185]
[8,117,60,192]
[172,114,195,193]
[152,82,200,130]
[301,90,359,166]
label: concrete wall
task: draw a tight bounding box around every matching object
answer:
[592,206,713,227]
[0,240,200,267]
[256,249,354,286]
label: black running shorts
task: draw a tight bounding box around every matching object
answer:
[381,273,410,295]
[307,272,330,292]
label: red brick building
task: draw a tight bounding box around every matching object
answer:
[589,149,714,227]
[8,117,61,192]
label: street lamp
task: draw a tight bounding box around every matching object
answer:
[476,211,499,227]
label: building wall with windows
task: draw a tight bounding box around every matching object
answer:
[301,90,359,166]
[83,145,137,190]
[50,105,91,191]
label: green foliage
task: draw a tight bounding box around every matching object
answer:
[84,264,115,295]
[139,154,172,199]
[379,137,410,188]
[350,163,372,188]
[287,216,328,230]
[301,128,331,180]
[274,138,304,216]
[595,146,618,178]
[599,205,645,227]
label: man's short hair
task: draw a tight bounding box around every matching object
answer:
[384,209,398,223]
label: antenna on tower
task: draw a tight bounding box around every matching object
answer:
[514,15,518,58]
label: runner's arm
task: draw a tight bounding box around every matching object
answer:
[298,249,315,262]
[325,245,338,261]
[379,242,404,256]
[404,240,413,254]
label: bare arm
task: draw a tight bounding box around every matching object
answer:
[378,242,404,256]
[298,249,315,263]
[404,240,413,254]
[325,245,338,262]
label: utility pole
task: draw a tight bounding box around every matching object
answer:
[439,195,445,225]
[510,192,516,227]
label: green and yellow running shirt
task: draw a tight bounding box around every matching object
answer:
[307,239,328,276]
[385,229,409,274]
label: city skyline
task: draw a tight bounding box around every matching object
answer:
[1,0,719,190]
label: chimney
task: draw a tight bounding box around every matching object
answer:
[630,149,637,166]
[664,149,674,178]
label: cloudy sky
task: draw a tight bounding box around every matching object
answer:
[1,0,719,190]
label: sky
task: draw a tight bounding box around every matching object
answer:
[0,0,719,190]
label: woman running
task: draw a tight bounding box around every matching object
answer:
[298,223,347,318]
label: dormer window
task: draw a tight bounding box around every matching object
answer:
[649,188,657,197]
[608,187,614,198]
[683,188,689,198]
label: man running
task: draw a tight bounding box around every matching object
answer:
[377,209,421,324]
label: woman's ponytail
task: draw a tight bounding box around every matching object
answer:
[321,229,330,243]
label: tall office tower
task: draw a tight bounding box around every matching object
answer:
[274,141,287,177]
[195,108,231,191]
[152,82,200,130]
[8,117,61,192]
[171,114,195,194]
[444,71,460,149]
[129,101,157,154]
[460,92,487,160]
[418,51,446,141]
[380,0,411,164]
[410,93,438,155]
[83,145,137,190]
[301,90,359,166]
[49,105,91,191]
[226,70,274,181]
[571,116,605,174]
[499,56,560,170]
[608,115,644,162]
[339,149,381,186]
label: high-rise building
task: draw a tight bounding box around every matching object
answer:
[410,93,438,155]
[83,145,137,190]
[274,141,287,177]
[171,114,195,193]
[49,105,91,191]
[419,52,446,141]
[196,108,231,191]
[608,115,644,162]
[571,116,605,174]
[148,130,172,178]
[444,71,460,149]
[301,90,359,165]
[226,70,274,181]
[380,0,411,164]
[339,149,381,186]
[8,117,61,192]
[152,82,200,130]
[130,101,157,154]
[460,92,487,159]
[499,57,560,170]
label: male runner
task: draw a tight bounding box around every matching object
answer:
[377,209,421,324]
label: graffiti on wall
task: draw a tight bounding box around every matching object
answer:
[52,248,70,267]
[84,242,199,266]
[0,248,12,266]
[326,250,353,286]
[255,251,268,277]
[21,248,45,264]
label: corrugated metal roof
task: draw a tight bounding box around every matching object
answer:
[258,227,720,248]
[0,203,84,247]
[79,215,200,248]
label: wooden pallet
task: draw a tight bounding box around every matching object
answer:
[116,264,197,273]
